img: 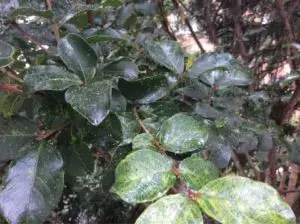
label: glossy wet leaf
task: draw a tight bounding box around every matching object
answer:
[110,88,127,112]
[65,81,111,126]
[132,133,156,151]
[134,1,157,15]
[176,81,209,100]
[10,7,53,19]
[208,141,232,169]
[0,40,15,68]
[194,102,222,119]
[143,40,184,74]
[103,60,138,81]
[24,65,82,92]
[157,113,210,154]
[111,149,176,203]
[136,194,203,224]
[118,75,170,104]
[0,142,64,224]
[58,34,97,83]
[197,176,296,224]
[86,28,127,42]
[179,157,219,190]
[0,116,37,161]
[117,112,140,145]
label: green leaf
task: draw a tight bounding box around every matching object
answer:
[10,7,53,19]
[0,116,37,161]
[194,102,222,119]
[132,133,156,151]
[0,142,64,224]
[111,149,176,203]
[0,40,15,68]
[157,113,210,154]
[110,88,127,112]
[86,28,127,42]
[24,65,83,91]
[102,59,138,81]
[58,34,97,83]
[208,141,232,169]
[176,81,210,100]
[143,40,184,74]
[179,157,219,190]
[136,194,203,224]
[134,1,157,15]
[0,94,24,118]
[117,113,140,145]
[65,81,111,126]
[118,74,170,104]
[197,176,296,224]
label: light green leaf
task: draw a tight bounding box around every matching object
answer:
[24,65,83,91]
[65,81,111,126]
[0,40,15,68]
[0,142,64,224]
[58,34,97,83]
[136,194,203,224]
[0,116,37,161]
[143,40,184,74]
[197,176,296,224]
[157,113,210,154]
[111,149,176,203]
[10,7,53,19]
[179,157,219,190]
[132,133,156,151]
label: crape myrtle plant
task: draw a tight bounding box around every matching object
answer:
[0,0,298,223]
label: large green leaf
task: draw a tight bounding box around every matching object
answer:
[58,34,97,83]
[10,7,53,19]
[111,149,176,203]
[0,143,64,224]
[179,157,219,190]
[86,28,127,42]
[136,194,203,224]
[143,40,184,74]
[102,59,138,81]
[0,40,15,68]
[132,133,156,151]
[176,81,210,100]
[118,74,170,104]
[157,113,210,154]
[197,176,296,224]
[0,116,37,161]
[24,65,83,91]
[65,81,111,126]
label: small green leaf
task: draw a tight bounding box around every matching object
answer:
[143,40,184,74]
[58,34,97,83]
[86,28,127,42]
[0,142,64,224]
[10,7,53,19]
[179,157,219,190]
[118,74,170,104]
[103,59,138,81]
[24,65,83,91]
[0,116,37,161]
[111,149,176,203]
[132,133,156,151]
[65,81,111,126]
[0,40,15,68]
[197,176,296,224]
[136,194,203,224]
[157,113,210,154]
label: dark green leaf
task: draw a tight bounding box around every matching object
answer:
[110,88,127,112]
[0,116,37,161]
[24,65,82,91]
[86,28,127,42]
[291,138,300,165]
[65,81,111,126]
[103,60,138,81]
[134,1,157,15]
[143,40,184,74]
[176,81,209,100]
[0,40,15,68]
[0,94,24,118]
[197,176,296,224]
[58,34,97,83]
[194,102,222,119]
[0,142,64,224]
[116,3,135,28]
[10,7,53,19]
[117,113,140,145]
[208,140,232,169]
[136,194,203,224]
[157,113,210,154]
[111,149,176,203]
[179,157,219,190]
[118,75,170,104]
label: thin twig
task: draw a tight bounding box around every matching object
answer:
[0,82,24,95]
[265,148,277,185]
[231,151,245,176]
[86,0,95,26]
[45,0,60,42]
[245,152,260,180]
[156,0,176,40]
[133,107,166,154]
[0,68,24,84]
[35,122,70,141]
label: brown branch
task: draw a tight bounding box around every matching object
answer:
[281,87,300,125]
[172,0,205,53]
[278,171,288,193]
[86,0,94,26]
[35,122,70,141]
[45,0,60,42]
[265,148,277,185]
[231,151,245,176]
[156,0,176,40]
[0,68,24,84]
[133,107,166,154]
[0,82,24,95]
[245,152,260,180]
[285,163,300,206]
